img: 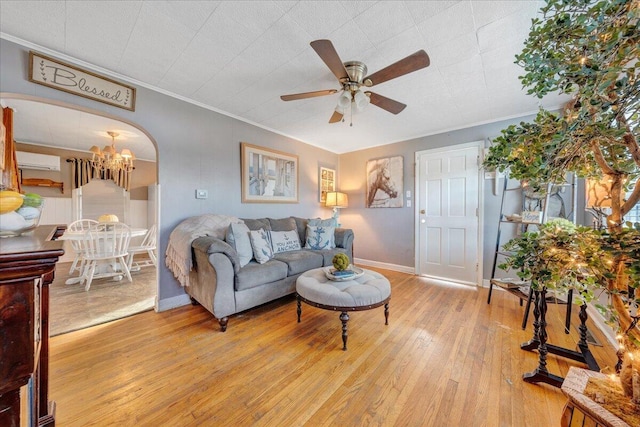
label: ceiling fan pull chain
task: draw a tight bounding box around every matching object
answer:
[350,100,353,127]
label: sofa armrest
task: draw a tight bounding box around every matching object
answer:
[192,236,241,274]
[335,228,354,258]
[190,237,239,322]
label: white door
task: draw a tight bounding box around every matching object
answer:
[416,143,481,285]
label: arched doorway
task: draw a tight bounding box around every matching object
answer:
[1,93,160,335]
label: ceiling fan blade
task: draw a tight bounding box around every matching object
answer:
[310,39,349,82]
[363,50,430,87]
[329,110,343,123]
[367,92,407,114]
[280,89,338,101]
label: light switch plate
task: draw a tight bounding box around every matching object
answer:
[407,200,412,207]
[406,190,411,199]
[196,189,208,199]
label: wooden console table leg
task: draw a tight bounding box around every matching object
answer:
[340,311,349,351]
[297,295,302,323]
[523,287,564,388]
[521,290,541,351]
[564,289,573,334]
[576,304,600,371]
[521,286,534,330]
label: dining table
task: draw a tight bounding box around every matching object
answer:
[59,226,148,285]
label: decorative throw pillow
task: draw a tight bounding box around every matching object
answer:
[304,225,335,250]
[308,218,337,228]
[225,223,253,267]
[249,229,273,264]
[270,230,302,254]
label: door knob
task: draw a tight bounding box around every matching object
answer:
[420,209,425,214]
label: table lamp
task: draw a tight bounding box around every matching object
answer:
[325,191,348,227]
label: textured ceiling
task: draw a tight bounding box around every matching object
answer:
[2,98,157,161]
[0,0,569,154]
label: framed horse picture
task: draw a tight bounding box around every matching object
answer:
[366,156,404,208]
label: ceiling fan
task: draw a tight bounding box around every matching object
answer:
[280,39,430,124]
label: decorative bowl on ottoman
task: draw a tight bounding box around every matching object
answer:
[0,191,44,237]
[323,265,364,281]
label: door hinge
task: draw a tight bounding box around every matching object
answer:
[476,207,479,217]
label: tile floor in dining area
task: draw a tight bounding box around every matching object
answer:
[49,260,156,336]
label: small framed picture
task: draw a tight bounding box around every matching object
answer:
[319,167,335,204]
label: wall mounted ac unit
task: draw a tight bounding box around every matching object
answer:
[16,151,61,171]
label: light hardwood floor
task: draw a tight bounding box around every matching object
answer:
[49,268,617,426]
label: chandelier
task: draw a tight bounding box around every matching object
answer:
[89,131,135,174]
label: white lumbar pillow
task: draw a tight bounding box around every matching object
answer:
[270,230,301,254]
[226,222,253,267]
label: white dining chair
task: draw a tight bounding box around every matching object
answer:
[67,219,99,275]
[78,222,132,291]
[126,224,157,272]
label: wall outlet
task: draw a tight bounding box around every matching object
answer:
[195,189,208,199]
[406,190,411,199]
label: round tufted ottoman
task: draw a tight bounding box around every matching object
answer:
[296,267,391,350]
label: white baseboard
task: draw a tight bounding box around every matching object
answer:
[354,258,415,275]
[156,293,191,312]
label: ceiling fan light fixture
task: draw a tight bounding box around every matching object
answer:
[337,90,351,109]
[354,89,369,110]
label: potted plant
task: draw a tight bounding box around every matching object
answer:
[483,0,640,396]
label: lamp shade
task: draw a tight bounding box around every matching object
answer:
[325,191,348,208]
[586,177,622,208]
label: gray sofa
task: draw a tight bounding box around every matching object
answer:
[186,216,354,331]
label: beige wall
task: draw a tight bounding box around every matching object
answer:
[15,142,156,200]
[338,116,540,277]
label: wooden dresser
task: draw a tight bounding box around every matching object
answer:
[0,225,65,427]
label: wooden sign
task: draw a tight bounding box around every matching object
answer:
[521,211,543,224]
[28,51,136,111]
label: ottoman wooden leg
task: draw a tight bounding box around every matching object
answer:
[340,311,349,351]
[297,295,302,322]
[384,302,389,325]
